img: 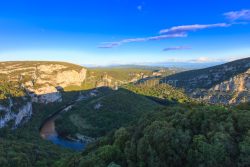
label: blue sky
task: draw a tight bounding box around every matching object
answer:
[0,0,250,66]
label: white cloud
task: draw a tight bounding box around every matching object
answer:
[160,23,231,34]
[163,46,191,51]
[98,33,187,48]
[224,9,250,21]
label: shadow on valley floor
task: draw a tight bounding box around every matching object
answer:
[1,85,250,167]
[1,85,187,152]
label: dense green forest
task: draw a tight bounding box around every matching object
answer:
[55,88,160,138]
[0,102,75,167]
[54,84,250,167]
[1,82,250,167]
[64,103,250,167]
[0,86,81,167]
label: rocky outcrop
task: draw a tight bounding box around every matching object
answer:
[197,69,250,105]
[14,102,32,127]
[163,57,250,105]
[0,62,87,104]
[164,57,250,91]
[56,68,87,87]
[0,61,87,128]
[0,101,32,128]
[29,85,62,104]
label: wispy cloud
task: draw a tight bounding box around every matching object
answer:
[224,9,250,21]
[99,10,247,49]
[163,46,191,51]
[98,42,121,48]
[98,33,187,48]
[161,56,225,63]
[188,56,249,63]
[160,23,231,34]
[189,57,213,63]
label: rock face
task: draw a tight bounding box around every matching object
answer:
[56,69,86,87]
[31,87,62,104]
[0,61,87,128]
[0,62,87,104]
[163,57,250,105]
[200,69,250,104]
[14,102,32,127]
[0,101,32,128]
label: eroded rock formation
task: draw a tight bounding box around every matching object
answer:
[0,62,87,128]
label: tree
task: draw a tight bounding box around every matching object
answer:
[238,131,250,167]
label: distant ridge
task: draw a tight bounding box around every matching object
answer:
[162,57,250,104]
[82,61,226,69]
[163,57,250,90]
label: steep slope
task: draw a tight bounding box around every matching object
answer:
[55,88,161,139]
[124,83,191,104]
[162,57,250,104]
[0,61,87,128]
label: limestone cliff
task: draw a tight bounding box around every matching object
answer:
[0,61,87,128]
[0,61,87,103]
[163,57,250,105]
[198,69,250,104]
[0,99,32,128]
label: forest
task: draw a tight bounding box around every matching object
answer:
[64,103,250,167]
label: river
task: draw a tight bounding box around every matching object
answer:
[40,111,86,151]
[40,91,98,151]
[40,95,89,151]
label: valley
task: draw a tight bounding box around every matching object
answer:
[0,59,250,167]
[40,104,85,151]
[1,2,250,166]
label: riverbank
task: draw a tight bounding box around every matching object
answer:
[39,90,98,151]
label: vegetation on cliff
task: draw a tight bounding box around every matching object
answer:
[163,57,250,90]
[0,102,75,167]
[124,83,191,104]
[55,88,160,138]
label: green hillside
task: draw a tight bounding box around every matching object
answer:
[55,88,161,138]
[0,102,75,167]
[124,82,191,104]
[163,57,250,90]
[81,67,177,90]
[64,104,250,167]
[89,68,153,81]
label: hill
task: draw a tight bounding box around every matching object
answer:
[0,61,87,128]
[55,88,161,139]
[124,82,191,104]
[0,61,178,129]
[0,61,89,166]
[1,59,250,167]
[162,57,250,104]
[84,67,177,89]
